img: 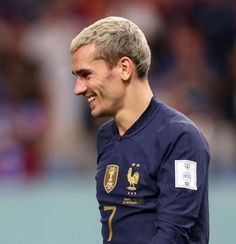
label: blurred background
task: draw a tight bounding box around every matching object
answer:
[0,0,235,243]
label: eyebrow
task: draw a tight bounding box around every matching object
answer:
[72,69,91,76]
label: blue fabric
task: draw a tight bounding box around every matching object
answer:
[96,96,210,244]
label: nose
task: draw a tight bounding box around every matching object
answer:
[74,78,87,96]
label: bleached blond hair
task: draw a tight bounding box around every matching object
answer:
[70,16,151,79]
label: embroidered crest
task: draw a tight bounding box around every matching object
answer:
[127,163,140,195]
[104,164,119,193]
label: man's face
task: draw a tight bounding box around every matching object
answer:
[71,44,126,118]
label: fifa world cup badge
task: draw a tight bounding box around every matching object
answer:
[104,164,119,193]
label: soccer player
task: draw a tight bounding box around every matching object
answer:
[70,16,210,244]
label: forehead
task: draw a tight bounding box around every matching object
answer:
[71,43,97,65]
[71,43,111,76]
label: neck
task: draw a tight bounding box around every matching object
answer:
[114,79,153,136]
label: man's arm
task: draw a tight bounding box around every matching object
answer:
[151,123,210,243]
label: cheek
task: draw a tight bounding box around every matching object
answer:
[104,75,124,96]
[96,70,125,100]
[103,82,124,101]
[107,86,126,110]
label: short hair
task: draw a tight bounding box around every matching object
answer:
[70,16,151,79]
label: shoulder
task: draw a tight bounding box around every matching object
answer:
[156,102,196,130]
[162,121,208,149]
[155,102,210,155]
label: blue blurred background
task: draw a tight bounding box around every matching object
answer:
[0,0,235,243]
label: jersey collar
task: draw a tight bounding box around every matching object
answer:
[113,95,161,137]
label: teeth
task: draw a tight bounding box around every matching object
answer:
[87,96,96,103]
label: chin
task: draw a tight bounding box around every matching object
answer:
[91,109,102,118]
[91,109,111,118]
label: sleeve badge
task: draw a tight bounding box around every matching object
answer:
[175,160,197,190]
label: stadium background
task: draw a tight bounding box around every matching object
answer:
[0,0,235,243]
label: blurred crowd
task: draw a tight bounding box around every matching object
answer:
[0,0,235,182]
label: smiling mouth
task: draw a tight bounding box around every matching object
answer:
[87,96,96,103]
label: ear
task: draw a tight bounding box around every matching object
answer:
[119,56,134,81]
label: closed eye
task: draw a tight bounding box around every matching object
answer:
[80,71,91,79]
[72,69,91,79]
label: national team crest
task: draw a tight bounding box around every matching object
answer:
[104,164,119,193]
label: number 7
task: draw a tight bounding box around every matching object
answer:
[104,206,117,241]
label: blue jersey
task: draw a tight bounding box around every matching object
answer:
[96,96,210,244]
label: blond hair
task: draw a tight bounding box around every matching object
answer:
[70,16,151,79]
